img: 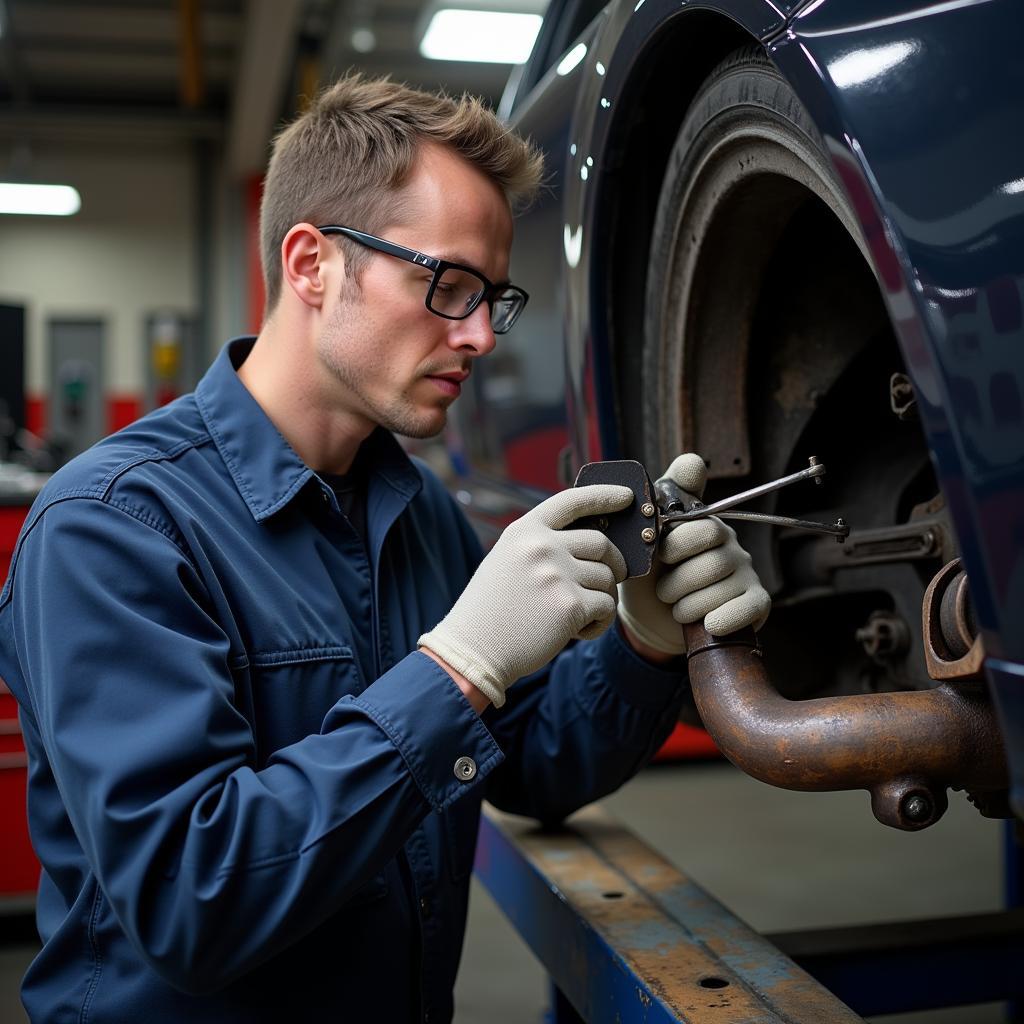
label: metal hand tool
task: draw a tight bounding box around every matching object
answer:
[655,457,849,540]
[574,457,849,579]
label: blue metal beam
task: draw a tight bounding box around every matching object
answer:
[474,805,864,1023]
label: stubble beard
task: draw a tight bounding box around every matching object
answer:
[317,293,452,440]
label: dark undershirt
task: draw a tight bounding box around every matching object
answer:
[320,464,368,547]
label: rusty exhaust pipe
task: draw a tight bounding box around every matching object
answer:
[684,615,1007,830]
[644,465,1007,830]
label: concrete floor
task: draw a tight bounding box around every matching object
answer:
[1,760,1008,1022]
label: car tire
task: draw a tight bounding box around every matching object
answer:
[639,46,945,699]
[642,45,874,474]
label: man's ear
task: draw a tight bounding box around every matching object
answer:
[280,223,341,309]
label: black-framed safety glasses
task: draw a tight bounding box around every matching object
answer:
[317,225,529,334]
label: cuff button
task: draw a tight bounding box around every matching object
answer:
[453,756,477,782]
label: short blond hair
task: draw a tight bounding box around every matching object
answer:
[259,74,545,313]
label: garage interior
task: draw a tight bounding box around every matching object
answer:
[0,1,1016,1022]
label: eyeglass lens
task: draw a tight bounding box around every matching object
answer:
[430,267,485,319]
[429,267,524,334]
[489,289,524,334]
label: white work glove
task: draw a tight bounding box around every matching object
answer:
[419,484,632,707]
[617,454,771,655]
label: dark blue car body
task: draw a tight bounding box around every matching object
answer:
[448,1,1024,815]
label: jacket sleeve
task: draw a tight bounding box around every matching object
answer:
[482,619,689,824]
[5,496,502,993]
[436,482,689,824]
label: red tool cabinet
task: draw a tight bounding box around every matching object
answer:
[1,503,39,900]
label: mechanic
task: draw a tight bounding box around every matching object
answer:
[0,76,770,1023]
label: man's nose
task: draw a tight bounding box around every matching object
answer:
[448,302,496,357]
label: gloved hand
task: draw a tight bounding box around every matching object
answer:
[617,454,771,655]
[419,484,632,707]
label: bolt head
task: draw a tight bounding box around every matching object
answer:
[640,503,655,518]
[641,527,656,544]
[901,794,932,823]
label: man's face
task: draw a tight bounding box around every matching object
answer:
[316,142,514,440]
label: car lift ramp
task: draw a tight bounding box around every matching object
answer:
[475,804,1024,1023]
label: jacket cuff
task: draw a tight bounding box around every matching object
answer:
[353,651,504,812]
[598,620,689,711]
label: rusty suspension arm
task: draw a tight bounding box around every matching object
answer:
[683,623,1007,830]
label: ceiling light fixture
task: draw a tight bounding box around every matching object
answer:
[0,182,81,216]
[350,26,376,52]
[419,9,542,63]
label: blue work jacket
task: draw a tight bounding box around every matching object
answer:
[0,338,687,1023]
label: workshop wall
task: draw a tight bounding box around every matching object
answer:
[0,141,242,443]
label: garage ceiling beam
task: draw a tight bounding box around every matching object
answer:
[0,0,31,108]
[178,0,205,109]
[0,107,224,147]
[11,5,240,47]
[226,0,304,178]
[22,49,235,87]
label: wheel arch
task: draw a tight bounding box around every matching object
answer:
[586,5,949,482]
[592,10,758,465]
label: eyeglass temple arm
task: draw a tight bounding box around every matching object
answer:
[317,225,440,271]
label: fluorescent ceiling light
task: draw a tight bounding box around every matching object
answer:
[420,9,542,63]
[350,27,376,52]
[0,182,81,216]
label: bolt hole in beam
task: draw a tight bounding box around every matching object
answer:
[601,891,624,899]
[699,977,731,989]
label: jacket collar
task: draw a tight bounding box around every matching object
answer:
[196,337,422,522]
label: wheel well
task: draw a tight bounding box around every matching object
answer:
[599,12,756,459]
[599,38,942,703]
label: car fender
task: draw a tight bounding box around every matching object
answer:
[556,0,1023,662]
[774,0,1024,666]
